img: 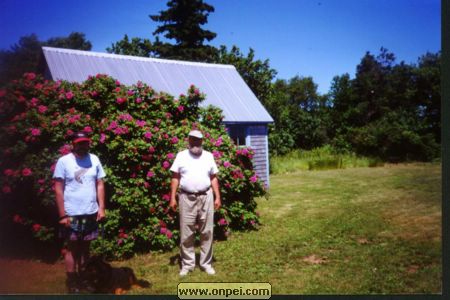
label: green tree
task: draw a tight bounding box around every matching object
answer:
[106,34,154,57]
[0,32,92,86]
[150,0,218,61]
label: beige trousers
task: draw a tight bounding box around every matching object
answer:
[178,188,214,270]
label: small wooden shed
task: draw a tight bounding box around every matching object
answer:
[42,47,274,186]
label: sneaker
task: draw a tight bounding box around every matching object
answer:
[202,266,216,275]
[179,268,192,276]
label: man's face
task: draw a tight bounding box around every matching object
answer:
[188,136,203,156]
[73,141,90,156]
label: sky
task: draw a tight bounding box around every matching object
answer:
[0,0,441,94]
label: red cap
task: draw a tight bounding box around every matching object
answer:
[72,132,91,144]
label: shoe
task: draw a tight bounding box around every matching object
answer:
[179,268,192,276]
[202,266,216,275]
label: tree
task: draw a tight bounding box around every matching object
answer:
[150,0,218,61]
[0,32,92,86]
[107,34,155,57]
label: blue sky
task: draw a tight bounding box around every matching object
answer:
[0,0,441,94]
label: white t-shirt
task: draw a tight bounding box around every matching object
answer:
[53,153,106,216]
[170,149,219,193]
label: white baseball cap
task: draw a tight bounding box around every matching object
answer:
[188,130,203,139]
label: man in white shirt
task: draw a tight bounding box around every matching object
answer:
[169,130,221,276]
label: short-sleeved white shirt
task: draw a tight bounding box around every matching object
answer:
[170,149,219,193]
[53,153,106,216]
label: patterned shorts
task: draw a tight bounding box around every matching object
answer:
[59,213,99,242]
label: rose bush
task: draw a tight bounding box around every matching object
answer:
[0,73,267,258]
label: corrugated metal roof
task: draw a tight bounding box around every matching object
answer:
[42,47,273,123]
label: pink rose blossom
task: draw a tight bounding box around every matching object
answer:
[114,87,121,93]
[22,168,32,176]
[30,128,41,136]
[143,182,150,188]
[136,97,142,103]
[170,137,178,144]
[177,105,184,113]
[3,169,14,176]
[50,163,56,172]
[127,90,134,96]
[213,150,222,159]
[2,185,11,194]
[107,121,118,130]
[144,132,153,139]
[30,97,39,106]
[218,218,228,226]
[32,223,41,232]
[66,129,74,136]
[160,227,167,234]
[250,175,258,183]
[166,230,173,239]
[58,144,71,155]
[215,137,223,147]
[24,73,36,80]
[100,133,106,143]
[37,179,45,185]
[83,126,93,133]
[162,161,170,169]
[38,105,48,113]
[162,194,170,202]
[13,215,24,224]
[116,97,126,104]
[167,153,175,159]
[146,171,155,178]
[223,161,231,168]
[136,120,146,127]
[65,91,74,100]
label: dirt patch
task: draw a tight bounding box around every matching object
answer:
[0,258,66,294]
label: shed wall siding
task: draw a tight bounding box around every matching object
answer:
[248,126,270,187]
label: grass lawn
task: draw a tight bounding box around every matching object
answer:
[117,162,442,295]
[0,163,441,294]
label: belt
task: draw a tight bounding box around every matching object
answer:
[180,187,210,196]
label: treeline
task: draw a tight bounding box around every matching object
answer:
[0,0,440,162]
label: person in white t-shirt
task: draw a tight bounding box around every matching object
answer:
[169,130,221,276]
[53,131,106,293]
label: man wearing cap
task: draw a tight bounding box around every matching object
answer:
[53,131,106,293]
[169,130,221,276]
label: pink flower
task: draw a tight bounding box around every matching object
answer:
[148,146,155,153]
[30,128,41,136]
[218,218,228,226]
[159,219,167,228]
[65,91,74,100]
[127,90,134,96]
[144,132,153,139]
[162,161,170,169]
[107,121,118,130]
[38,105,48,113]
[37,179,45,185]
[114,87,121,93]
[50,163,56,172]
[223,161,231,168]
[24,73,36,80]
[143,182,150,188]
[58,144,71,155]
[170,137,178,144]
[162,194,170,202]
[215,137,223,147]
[160,227,167,234]
[136,120,146,127]
[146,171,155,178]
[32,223,41,232]
[136,97,142,103]
[117,239,123,245]
[115,80,121,86]
[213,150,222,159]
[3,169,14,176]
[2,185,11,194]
[116,97,126,104]
[167,153,175,159]
[166,229,173,239]
[83,126,93,133]
[13,215,24,224]
[177,105,184,113]
[100,133,106,143]
[66,129,74,136]
[250,174,258,183]
[250,220,256,226]
[22,168,32,176]
[30,97,39,106]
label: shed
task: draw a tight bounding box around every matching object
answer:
[41,47,273,186]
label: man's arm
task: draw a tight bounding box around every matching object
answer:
[54,179,70,226]
[96,179,106,221]
[211,174,221,210]
[169,172,180,211]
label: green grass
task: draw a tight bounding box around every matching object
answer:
[270,147,383,174]
[110,162,441,295]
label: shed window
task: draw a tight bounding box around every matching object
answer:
[227,126,247,147]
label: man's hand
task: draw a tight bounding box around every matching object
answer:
[59,216,71,227]
[214,197,221,210]
[169,198,177,212]
[97,208,106,221]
